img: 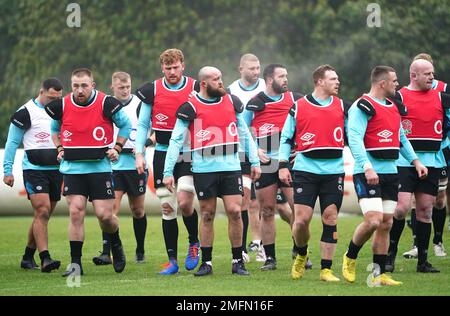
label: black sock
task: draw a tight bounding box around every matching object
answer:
[241,210,249,253]
[416,220,431,265]
[70,241,83,265]
[321,259,332,270]
[298,245,308,257]
[182,209,199,244]
[102,231,110,255]
[133,216,147,254]
[201,247,212,263]
[411,208,417,247]
[263,243,276,259]
[162,218,178,260]
[346,240,362,259]
[39,250,50,262]
[108,229,122,247]
[432,207,446,244]
[232,247,242,260]
[373,254,387,275]
[388,217,405,255]
[23,246,36,260]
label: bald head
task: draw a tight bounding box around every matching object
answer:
[198,66,226,99]
[410,59,433,74]
[409,59,434,91]
[198,66,221,81]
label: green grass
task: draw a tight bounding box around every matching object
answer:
[0,214,449,296]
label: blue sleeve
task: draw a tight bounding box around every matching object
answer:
[237,113,259,167]
[399,125,418,163]
[242,109,254,130]
[112,110,132,139]
[51,119,61,134]
[279,114,295,161]
[347,104,371,169]
[163,119,189,177]
[3,124,25,176]
[136,102,152,154]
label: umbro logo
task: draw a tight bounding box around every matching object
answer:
[300,133,315,142]
[377,130,393,139]
[35,132,49,140]
[377,130,393,142]
[155,113,168,122]
[259,123,275,135]
[62,130,72,138]
[195,130,210,139]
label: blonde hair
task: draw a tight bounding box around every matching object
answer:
[112,71,131,82]
[160,48,184,65]
[240,53,259,66]
[413,53,434,64]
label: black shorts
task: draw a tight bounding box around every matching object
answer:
[112,170,147,197]
[23,169,63,201]
[398,167,440,196]
[240,152,251,176]
[63,173,115,201]
[193,171,243,200]
[353,173,399,201]
[255,159,292,190]
[153,150,192,189]
[293,171,344,213]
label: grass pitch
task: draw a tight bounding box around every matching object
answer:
[0,214,449,296]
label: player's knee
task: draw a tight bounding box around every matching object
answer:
[416,209,432,222]
[260,205,275,219]
[201,210,215,223]
[226,206,241,222]
[321,224,337,244]
[131,206,145,218]
[435,195,446,209]
[177,198,193,214]
[380,218,393,232]
[293,217,309,231]
[69,209,85,224]
[157,187,176,215]
[366,218,382,231]
[321,208,338,226]
[98,211,113,224]
[34,203,51,221]
[177,176,195,193]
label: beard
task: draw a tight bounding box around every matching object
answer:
[272,81,288,94]
[207,84,226,98]
[244,73,258,85]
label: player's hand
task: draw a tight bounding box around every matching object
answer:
[289,151,297,165]
[365,168,379,185]
[163,176,175,193]
[57,150,64,163]
[106,148,119,163]
[413,159,428,179]
[258,148,270,164]
[279,168,292,186]
[250,166,261,182]
[135,152,146,174]
[3,175,14,187]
